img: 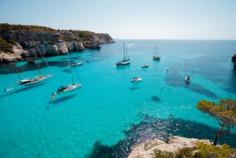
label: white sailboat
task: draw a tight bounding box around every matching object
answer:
[51,52,82,101]
[116,43,130,66]
[19,74,52,86]
[153,46,160,61]
[19,44,52,86]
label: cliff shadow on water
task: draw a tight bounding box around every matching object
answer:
[87,115,236,158]
[0,58,76,74]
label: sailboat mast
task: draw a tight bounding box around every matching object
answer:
[67,52,76,84]
[34,50,42,75]
[123,42,126,59]
[155,46,157,56]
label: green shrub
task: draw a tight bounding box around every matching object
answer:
[154,150,175,158]
[0,23,55,32]
[72,30,95,40]
[177,148,194,158]
[0,37,14,52]
[153,142,236,158]
[195,142,236,158]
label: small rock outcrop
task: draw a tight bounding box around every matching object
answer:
[0,42,27,63]
[57,41,69,54]
[232,54,236,63]
[128,136,211,158]
[83,40,101,49]
[96,33,115,44]
[0,23,114,63]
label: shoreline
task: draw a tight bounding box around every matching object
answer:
[0,23,114,63]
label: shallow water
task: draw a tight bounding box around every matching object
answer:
[0,40,236,158]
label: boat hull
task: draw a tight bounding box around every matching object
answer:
[57,84,81,95]
[19,74,52,86]
[131,77,142,83]
[116,60,131,66]
[153,56,160,61]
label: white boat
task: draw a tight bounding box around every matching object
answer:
[4,87,14,92]
[19,74,52,86]
[116,59,130,66]
[142,64,149,68]
[51,51,82,101]
[3,42,52,92]
[19,44,52,86]
[51,83,81,100]
[185,76,191,85]
[116,43,131,66]
[131,77,142,83]
[57,83,81,94]
[153,46,160,61]
[68,61,84,67]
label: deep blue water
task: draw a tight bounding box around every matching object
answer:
[0,40,236,158]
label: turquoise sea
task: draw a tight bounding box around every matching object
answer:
[0,40,236,158]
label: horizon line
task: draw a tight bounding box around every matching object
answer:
[1,23,236,41]
[114,38,236,41]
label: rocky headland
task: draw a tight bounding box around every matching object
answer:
[0,23,114,63]
[128,136,236,158]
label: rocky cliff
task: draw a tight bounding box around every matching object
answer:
[128,136,236,158]
[232,54,236,63]
[0,23,114,63]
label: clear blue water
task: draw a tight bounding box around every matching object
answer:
[0,40,236,158]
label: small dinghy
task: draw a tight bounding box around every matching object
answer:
[51,83,81,101]
[142,64,149,68]
[131,77,142,83]
[19,74,52,86]
[184,76,191,85]
[4,87,14,92]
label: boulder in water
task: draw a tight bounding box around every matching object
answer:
[232,54,236,63]
[151,96,160,102]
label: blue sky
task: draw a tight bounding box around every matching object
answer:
[0,0,235,39]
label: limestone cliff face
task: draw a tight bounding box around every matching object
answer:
[128,136,211,158]
[96,33,114,44]
[0,24,114,62]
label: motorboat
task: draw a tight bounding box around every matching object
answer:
[142,64,149,68]
[185,76,191,85]
[131,77,142,83]
[68,61,84,67]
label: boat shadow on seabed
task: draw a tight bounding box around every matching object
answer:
[48,94,77,105]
